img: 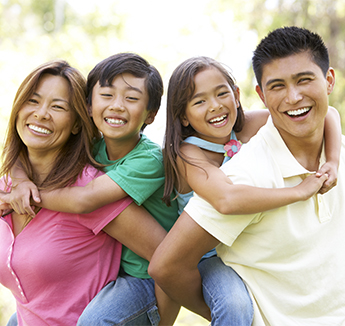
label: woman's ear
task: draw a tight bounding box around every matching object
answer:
[71,121,80,135]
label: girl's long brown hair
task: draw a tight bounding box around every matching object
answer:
[0,60,101,190]
[162,56,245,206]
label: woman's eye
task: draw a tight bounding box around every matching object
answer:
[100,93,112,97]
[28,99,38,104]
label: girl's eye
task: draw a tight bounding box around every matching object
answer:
[218,91,229,97]
[193,99,204,106]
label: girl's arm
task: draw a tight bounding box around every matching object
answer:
[179,143,328,215]
[317,106,342,194]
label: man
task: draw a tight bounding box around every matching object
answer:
[149,26,345,325]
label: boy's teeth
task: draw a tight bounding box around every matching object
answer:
[210,115,227,124]
[105,118,126,125]
[28,124,52,134]
[287,107,310,116]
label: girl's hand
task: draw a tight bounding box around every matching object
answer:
[316,162,338,194]
[296,173,329,201]
[8,180,40,217]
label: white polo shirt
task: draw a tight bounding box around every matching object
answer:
[185,117,345,326]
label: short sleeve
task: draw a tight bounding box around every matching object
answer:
[185,193,257,247]
[78,196,133,235]
[106,150,165,206]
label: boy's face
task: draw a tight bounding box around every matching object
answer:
[256,51,335,144]
[90,73,155,145]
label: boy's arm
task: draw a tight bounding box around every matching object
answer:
[39,174,127,214]
[180,143,328,215]
[317,106,342,194]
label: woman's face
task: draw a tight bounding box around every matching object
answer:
[16,74,79,160]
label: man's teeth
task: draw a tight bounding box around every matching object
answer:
[287,107,310,116]
[28,124,52,134]
[210,115,227,125]
[105,118,126,125]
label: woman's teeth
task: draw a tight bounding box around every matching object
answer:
[28,124,52,134]
[287,107,311,116]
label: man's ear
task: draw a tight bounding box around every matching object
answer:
[145,111,157,125]
[255,85,267,107]
[326,67,336,95]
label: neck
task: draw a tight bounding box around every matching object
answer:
[28,152,56,184]
[280,132,323,172]
[104,134,141,161]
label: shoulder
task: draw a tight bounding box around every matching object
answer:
[128,135,163,163]
[73,165,104,187]
[237,109,269,143]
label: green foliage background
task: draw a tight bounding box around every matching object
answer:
[0,0,344,324]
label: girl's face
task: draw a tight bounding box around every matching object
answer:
[16,74,79,161]
[182,67,239,144]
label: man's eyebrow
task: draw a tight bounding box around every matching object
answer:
[265,71,316,87]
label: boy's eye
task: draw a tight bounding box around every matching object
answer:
[270,83,284,90]
[126,96,139,101]
[298,77,312,83]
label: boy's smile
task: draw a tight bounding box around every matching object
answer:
[256,51,335,146]
[90,73,154,159]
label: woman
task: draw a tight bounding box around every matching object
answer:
[0,60,166,326]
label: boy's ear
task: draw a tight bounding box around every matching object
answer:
[145,111,157,125]
[255,85,267,107]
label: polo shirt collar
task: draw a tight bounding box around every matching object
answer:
[260,117,326,178]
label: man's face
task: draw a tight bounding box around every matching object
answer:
[256,51,335,144]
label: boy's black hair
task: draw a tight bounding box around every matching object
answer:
[87,53,163,130]
[252,26,329,89]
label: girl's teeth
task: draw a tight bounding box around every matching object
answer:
[28,124,52,134]
[287,107,310,116]
[210,115,226,125]
[105,118,125,125]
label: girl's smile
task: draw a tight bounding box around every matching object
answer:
[182,67,239,144]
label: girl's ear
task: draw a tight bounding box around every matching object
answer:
[234,85,241,108]
[181,115,190,127]
[87,104,93,117]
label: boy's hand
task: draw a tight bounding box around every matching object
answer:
[316,162,338,194]
[7,180,40,217]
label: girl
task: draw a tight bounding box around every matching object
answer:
[159,56,340,324]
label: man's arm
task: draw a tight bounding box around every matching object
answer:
[149,211,218,321]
